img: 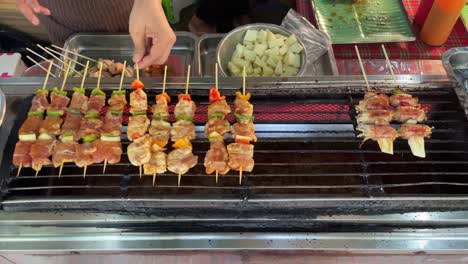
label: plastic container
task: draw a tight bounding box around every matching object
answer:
[420,0,466,46]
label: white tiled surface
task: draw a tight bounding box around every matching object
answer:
[2,252,468,264]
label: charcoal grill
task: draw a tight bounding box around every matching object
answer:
[1,75,468,251]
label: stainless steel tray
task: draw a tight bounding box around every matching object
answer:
[61,32,198,77]
[443,47,468,114]
[197,34,338,77]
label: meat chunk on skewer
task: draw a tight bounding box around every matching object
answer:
[149,120,171,146]
[92,140,122,164]
[52,141,77,168]
[231,122,257,142]
[204,140,230,175]
[129,89,148,113]
[389,93,419,108]
[75,142,96,168]
[13,141,33,167]
[234,97,254,120]
[108,91,127,111]
[174,98,196,119]
[152,94,170,120]
[205,117,230,137]
[356,109,394,126]
[39,116,63,136]
[87,94,106,114]
[357,125,398,155]
[78,118,103,140]
[399,124,432,158]
[393,106,427,123]
[100,112,123,138]
[61,113,82,141]
[19,115,43,141]
[69,89,88,114]
[227,143,254,172]
[48,90,70,114]
[170,120,196,142]
[127,115,150,141]
[356,92,390,112]
[167,146,198,175]
[29,139,55,171]
[208,100,231,116]
[30,90,49,113]
[144,150,167,175]
[127,135,152,166]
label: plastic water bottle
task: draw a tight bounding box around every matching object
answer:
[420,0,466,46]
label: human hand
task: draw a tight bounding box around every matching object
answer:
[16,0,50,26]
[129,0,176,68]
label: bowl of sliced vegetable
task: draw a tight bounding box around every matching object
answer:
[217,23,306,77]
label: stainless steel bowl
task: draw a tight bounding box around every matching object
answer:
[216,23,306,77]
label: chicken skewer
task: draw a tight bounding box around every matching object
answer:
[167,65,198,187]
[31,62,72,176]
[399,124,432,158]
[204,63,231,183]
[55,61,90,177]
[101,60,127,174]
[145,65,171,185]
[13,61,54,176]
[227,67,255,185]
[127,64,151,178]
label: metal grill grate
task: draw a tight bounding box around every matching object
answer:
[2,86,468,210]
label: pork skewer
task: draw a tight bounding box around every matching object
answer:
[227,67,255,185]
[145,65,170,185]
[101,60,127,173]
[382,45,432,157]
[167,65,198,187]
[31,62,72,176]
[55,61,90,177]
[14,61,54,176]
[75,62,105,177]
[204,63,231,183]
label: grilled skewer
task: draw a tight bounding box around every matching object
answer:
[399,124,432,158]
[204,85,231,181]
[357,125,398,155]
[167,65,198,186]
[227,67,255,185]
[13,61,54,175]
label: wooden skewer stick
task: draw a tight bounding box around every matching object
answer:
[239,67,247,184]
[35,168,39,177]
[214,63,219,180]
[27,48,66,73]
[51,44,98,63]
[118,61,127,91]
[36,44,79,76]
[354,45,371,93]
[153,172,157,186]
[80,61,90,90]
[185,65,191,95]
[242,66,246,96]
[215,63,218,90]
[59,163,64,178]
[96,62,104,90]
[239,167,243,185]
[60,62,72,91]
[139,165,142,179]
[162,65,168,94]
[178,173,182,187]
[102,159,108,174]
[45,46,86,68]
[16,164,22,177]
[381,44,397,85]
[41,60,54,91]
[136,63,140,81]
[83,165,87,178]
[26,56,57,78]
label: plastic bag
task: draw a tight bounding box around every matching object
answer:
[281,9,332,73]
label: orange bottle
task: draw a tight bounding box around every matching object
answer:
[420,0,466,46]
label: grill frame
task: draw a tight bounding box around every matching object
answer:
[1,75,468,215]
